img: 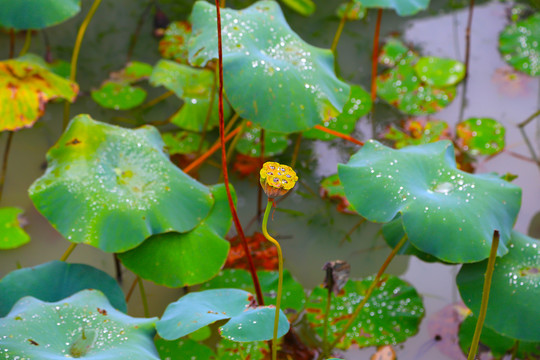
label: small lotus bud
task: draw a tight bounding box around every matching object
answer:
[259,161,298,198]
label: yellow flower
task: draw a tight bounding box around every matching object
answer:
[260,161,298,198]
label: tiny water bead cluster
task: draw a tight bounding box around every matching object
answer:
[259,161,298,198]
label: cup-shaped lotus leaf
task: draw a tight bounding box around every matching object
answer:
[188,0,350,133]
[338,140,522,263]
[0,289,159,359]
[0,0,80,30]
[29,114,213,253]
[457,231,540,342]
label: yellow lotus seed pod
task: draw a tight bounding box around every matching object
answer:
[260,161,298,198]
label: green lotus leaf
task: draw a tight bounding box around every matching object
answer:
[457,231,540,341]
[0,207,30,250]
[303,85,371,140]
[360,0,430,16]
[162,131,208,155]
[279,0,315,16]
[18,53,71,79]
[377,57,457,115]
[0,0,80,30]
[155,338,216,359]
[0,290,158,359]
[91,82,147,110]
[188,1,350,133]
[236,125,289,157]
[382,216,439,262]
[338,140,522,263]
[383,119,450,149]
[149,59,230,131]
[414,57,465,87]
[217,339,268,360]
[336,0,366,21]
[305,275,424,349]
[118,61,153,82]
[458,314,540,359]
[202,268,306,312]
[0,260,126,317]
[379,38,414,67]
[156,289,289,342]
[118,184,232,287]
[29,114,213,253]
[159,21,192,64]
[456,117,506,156]
[499,13,540,76]
[0,59,78,131]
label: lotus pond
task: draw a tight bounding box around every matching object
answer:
[0,0,539,359]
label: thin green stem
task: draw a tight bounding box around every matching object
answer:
[290,133,302,168]
[9,29,15,59]
[63,0,102,129]
[331,0,354,54]
[510,340,519,360]
[262,199,284,360]
[125,277,138,303]
[324,234,408,356]
[60,243,77,262]
[467,231,499,360]
[139,90,174,111]
[0,132,14,204]
[19,30,32,56]
[517,108,540,170]
[322,288,332,353]
[137,276,150,318]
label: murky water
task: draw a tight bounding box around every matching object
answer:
[0,0,539,359]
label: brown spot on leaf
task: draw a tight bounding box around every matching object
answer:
[97,308,107,315]
[66,138,81,146]
[28,339,39,346]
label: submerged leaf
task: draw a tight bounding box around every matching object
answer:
[456,117,505,156]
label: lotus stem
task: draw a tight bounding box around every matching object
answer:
[139,90,174,110]
[60,243,77,262]
[63,0,102,130]
[314,125,364,146]
[262,198,284,360]
[19,30,32,56]
[137,276,150,317]
[322,287,332,353]
[467,230,499,360]
[331,0,354,54]
[290,133,302,168]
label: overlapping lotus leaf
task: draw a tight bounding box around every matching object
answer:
[499,13,540,76]
[338,140,522,263]
[91,82,147,110]
[414,57,465,87]
[360,0,430,16]
[383,119,450,149]
[0,59,78,131]
[0,290,159,359]
[336,0,366,21]
[305,275,424,349]
[159,21,192,64]
[156,289,289,342]
[217,339,268,360]
[236,125,289,157]
[162,131,207,155]
[0,207,30,249]
[280,0,315,16]
[0,260,127,316]
[456,117,505,156]
[0,0,80,30]
[319,174,356,214]
[379,38,413,67]
[29,114,213,253]
[188,1,350,133]
[149,60,230,131]
[457,231,540,341]
[118,184,232,288]
[155,338,216,359]
[303,85,371,141]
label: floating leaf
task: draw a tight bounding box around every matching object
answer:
[159,21,192,64]
[236,124,289,157]
[0,207,30,250]
[499,13,540,76]
[456,117,506,156]
[29,114,213,253]
[305,275,424,349]
[279,0,316,16]
[303,85,371,141]
[162,131,207,155]
[414,57,465,87]
[336,0,366,21]
[18,53,71,79]
[0,290,159,359]
[379,38,413,67]
[338,140,522,263]
[458,314,540,359]
[202,268,306,312]
[188,1,350,133]
[118,184,232,288]
[0,260,126,317]
[150,59,230,131]
[360,0,430,16]
[155,338,216,359]
[217,338,269,360]
[0,0,81,30]
[383,119,451,149]
[156,289,289,342]
[91,82,147,110]
[319,174,356,214]
[114,61,153,82]
[457,231,540,341]
[0,59,78,131]
[382,216,439,263]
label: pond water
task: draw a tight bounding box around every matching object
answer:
[0,0,539,359]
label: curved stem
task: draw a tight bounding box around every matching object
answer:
[215,0,264,306]
[326,234,407,354]
[63,0,102,129]
[19,30,32,56]
[125,277,138,303]
[459,0,475,123]
[137,276,150,317]
[331,0,354,54]
[467,231,499,360]
[60,243,77,262]
[290,133,302,168]
[262,199,284,360]
[314,125,364,146]
[139,90,174,111]
[0,132,14,204]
